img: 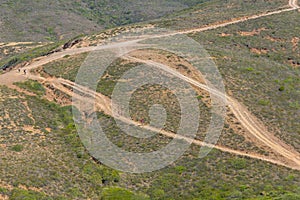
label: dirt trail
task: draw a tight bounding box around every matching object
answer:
[36,75,300,170]
[176,8,298,35]
[0,0,297,86]
[0,46,96,86]
[290,0,300,8]
[0,0,299,170]
[125,56,300,169]
[2,54,300,170]
[9,69,296,169]
[157,0,299,37]
[0,42,37,47]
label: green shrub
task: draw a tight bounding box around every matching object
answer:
[11,144,24,152]
[230,158,247,170]
[289,102,300,109]
[151,189,165,200]
[174,165,187,174]
[246,67,255,72]
[197,95,204,100]
[258,99,270,106]
[15,80,45,96]
[101,187,149,200]
[278,86,285,91]
[0,187,9,195]
[275,193,300,200]
[10,188,49,200]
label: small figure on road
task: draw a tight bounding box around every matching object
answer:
[18,69,20,73]
[23,69,27,75]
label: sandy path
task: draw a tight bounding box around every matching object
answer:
[7,69,297,169]
[0,0,299,170]
[0,0,297,86]
[0,42,37,47]
[42,76,300,170]
[125,56,300,169]
[151,0,299,38]
[0,46,96,86]
[290,0,300,8]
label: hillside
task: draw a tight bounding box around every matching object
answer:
[0,0,299,199]
[0,0,209,42]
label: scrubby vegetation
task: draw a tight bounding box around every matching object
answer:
[0,86,135,199]
[41,53,88,81]
[0,0,210,42]
[38,50,268,154]
[14,80,46,96]
[0,0,288,42]
[191,10,300,151]
[1,0,299,199]
[154,0,288,30]
[1,85,300,199]
[0,42,46,61]
[0,41,63,70]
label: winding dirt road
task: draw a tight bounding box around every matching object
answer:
[0,0,299,170]
[126,56,300,169]
[35,75,300,170]
[158,0,299,37]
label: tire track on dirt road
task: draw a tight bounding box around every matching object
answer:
[0,0,299,170]
[2,49,299,170]
[125,56,300,169]
[1,0,298,86]
[46,76,300,171]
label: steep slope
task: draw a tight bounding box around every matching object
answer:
[0,0,299,199]
[0,0,289,42]
[0,0,209,42]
